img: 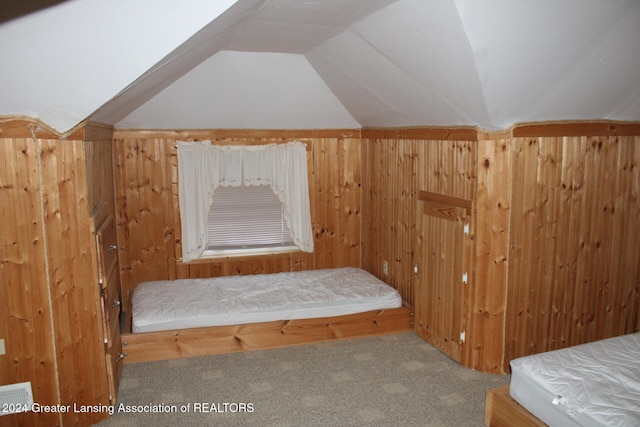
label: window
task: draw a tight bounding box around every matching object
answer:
[177,141,314,262]
[204,185,297,256]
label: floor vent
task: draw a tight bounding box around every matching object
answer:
[0,382,34,416]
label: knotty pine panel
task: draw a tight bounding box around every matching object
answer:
[43,139,109,426]
[361,138,477,307]
[0,138,59,427]
[469,139,511,373]
[112,133,361,311]
[83,126,115,214]
[113,124,640,375]
[415,140,479,367]
[0,135,111,427]
[505,135,640,370]
[361,138,418,305]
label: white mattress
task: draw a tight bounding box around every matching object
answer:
[132,267,402,333]
[509,332,640,427]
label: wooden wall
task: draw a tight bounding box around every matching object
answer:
[84,127,116,215]
[362,124,640,373]
[1,120,637,425]
[112,129,364,322]
[361,129,509,372]
[361,129,478,307]
[114,124,639,374]
[504,130,640,370]
[471,137,512,372]
[1,117,636,427]
[1,135,59,427]
[0,121,114,427]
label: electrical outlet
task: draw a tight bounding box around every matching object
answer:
[382,260,388,275]
[0,339,5,355]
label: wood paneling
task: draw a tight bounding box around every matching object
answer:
[361,138,476,312]
[505,135,640,370]
[0,120,117,426]
[84,127,115,214]
[470,139,511,372]
[3,116,639,426]
[0,138,59,427]
[361,138,417,304]
[362,126,639,374]
[112,132,362,317]
[311,137,361,269]
[41,139,109,426]
[111,124,640,374]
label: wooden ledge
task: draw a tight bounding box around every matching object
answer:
[121,305,414,363]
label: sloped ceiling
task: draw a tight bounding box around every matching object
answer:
[0,0,639,134]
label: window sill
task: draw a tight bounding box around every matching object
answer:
[178,247,303,264]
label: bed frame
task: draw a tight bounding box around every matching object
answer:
[121,304,414,363]
[485,386,547,427]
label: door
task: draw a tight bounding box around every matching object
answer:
[415,191,472,362]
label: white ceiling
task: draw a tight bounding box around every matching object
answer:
[0,0,638,133]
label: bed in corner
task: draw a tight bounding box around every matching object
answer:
[121,267,414,363]
[486,332,640,427]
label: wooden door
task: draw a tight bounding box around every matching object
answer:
[415,191,472,362]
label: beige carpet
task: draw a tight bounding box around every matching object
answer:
[96,333,508,426]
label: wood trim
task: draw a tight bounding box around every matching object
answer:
[4,119,638,141]
[173,139,313,151]
[512,121,640,137]
[418,190,472,216]
[177,249,304,265]
[362,121,640,140]
[121,305,414,363]
[0,119,84,139]
[361,126,478,141]
[477,130,512,140]
[421,201,466,221]
[485,386,546,427]
[113,128,361,140]
[0,117,114,140]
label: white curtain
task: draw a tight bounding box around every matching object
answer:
[177,140,314,262]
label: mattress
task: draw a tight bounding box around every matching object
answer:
[509,332,640,427]
[132,267,402,333]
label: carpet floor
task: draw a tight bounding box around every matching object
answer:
[96,332,509,426]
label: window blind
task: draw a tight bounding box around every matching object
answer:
[206,185,294,250]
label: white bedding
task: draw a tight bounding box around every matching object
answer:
[509,332,640,427]
[132,267,402,333]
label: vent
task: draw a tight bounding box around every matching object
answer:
[0,382,34,416]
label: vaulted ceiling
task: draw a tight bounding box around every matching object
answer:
[1,0,639,134]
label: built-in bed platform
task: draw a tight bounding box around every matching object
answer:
[122,267,413,363]
[486,332,640,427]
